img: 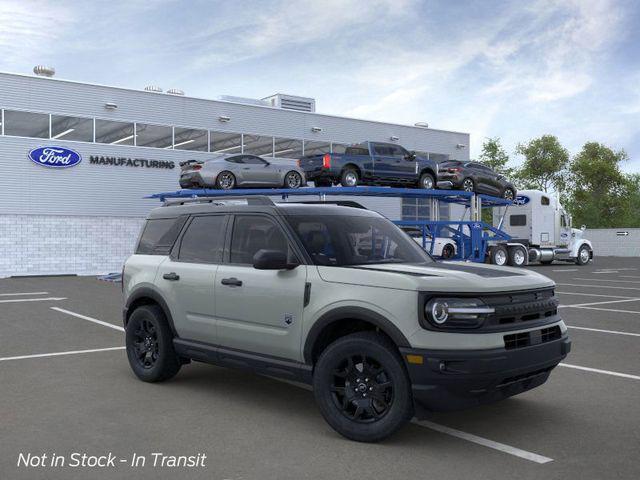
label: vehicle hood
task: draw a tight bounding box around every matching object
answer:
[316,261,554,293]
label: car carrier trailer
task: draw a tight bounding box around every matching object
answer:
[148,186,592,267]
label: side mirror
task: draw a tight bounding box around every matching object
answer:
[405,151,416,161]
[253,249,298,270]
[581,225,586,231]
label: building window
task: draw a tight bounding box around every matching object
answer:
[210,131,242,154]
[95,119,135,145]
[303,140,331,156]
[243,134,274,156]
[429,153,450,163]
[51,115,93,142]
[274,137,303,158]
[135,123,172,149]
[173,127,208,151]
[3,110,49,138]
[331,143,348,154]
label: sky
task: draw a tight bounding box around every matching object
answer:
[1,0,639,171]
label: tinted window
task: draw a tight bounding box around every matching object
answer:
[51,115,93,142]
[95,119,134,145]
[286,215,433,266]
[243,155,267,165]
[243,135,273,156]
[4,110,49,138]
[510,215,527,226]
[230,216,291,264]
[274,138,303,158]
[178,215,227,263]
[136,123,172,148]
[373,145,392,155]
[137,217,187,255]
[346,146,370,156]
[225,156,245,164]
[304,140,331,156]
[211,131,242,154]
[173,127,208,151]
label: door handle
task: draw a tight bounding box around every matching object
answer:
[163,272,180,281]
[221,277,243,287]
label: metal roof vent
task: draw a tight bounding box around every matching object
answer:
[262,94,316,112]
[414,122,429,128]
[144,85,163,93]
[33,65,55,77]
[167,88,185,96]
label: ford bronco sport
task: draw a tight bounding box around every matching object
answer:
[123,196,570,442]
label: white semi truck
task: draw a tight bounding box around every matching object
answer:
[489,189,593,267]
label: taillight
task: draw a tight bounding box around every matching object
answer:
[322,153,331,168]
[192,164,202,170]
[447,167,461,173]
[297,159,301,167]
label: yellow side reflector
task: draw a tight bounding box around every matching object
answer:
[406,354,424,365]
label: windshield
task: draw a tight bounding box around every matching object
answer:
[285,215,434,266]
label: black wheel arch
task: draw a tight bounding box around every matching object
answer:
[419,167,436,179]
[303,307,410,365]
[342,163,362,177]
[123,287,177,336]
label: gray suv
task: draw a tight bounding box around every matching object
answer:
[123,197,570,442]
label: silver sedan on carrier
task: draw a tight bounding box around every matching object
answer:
[179,154,307,190]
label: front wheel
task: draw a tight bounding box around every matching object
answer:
[418,172,435,189]
[576,245,591,265]
[441,243,455,259]
[284,171,303,189]
[313,332,413,442]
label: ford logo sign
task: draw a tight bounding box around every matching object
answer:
[28,146,82,168]
[514,195,530,206]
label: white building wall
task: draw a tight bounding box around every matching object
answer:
[583,228,640,257]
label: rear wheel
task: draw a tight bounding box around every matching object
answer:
[503,187,515,201]
[313,332,413,442]
[284,171,303,189]
[418,172,435,189]
[340,168,359,187]
[491,245,508,266]
[441,243,455,259]
[126,305,181,383]
[508,246,527,267]
[462,178,475,192]
[216,171,236,190]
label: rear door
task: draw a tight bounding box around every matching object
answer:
[371,143,396,180]
[214,213,307,361]
[156,214,229,344]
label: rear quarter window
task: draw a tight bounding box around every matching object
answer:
[136,217,187,255]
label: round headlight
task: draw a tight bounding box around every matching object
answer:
[429,300,449,324]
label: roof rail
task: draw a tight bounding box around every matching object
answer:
[162,195,275,207]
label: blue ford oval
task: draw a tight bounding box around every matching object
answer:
[28,146,82,168]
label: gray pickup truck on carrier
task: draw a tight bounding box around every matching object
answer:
[123,196,571,442]
[298,141,439,189]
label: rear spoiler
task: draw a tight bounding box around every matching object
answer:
[179,159,203,168]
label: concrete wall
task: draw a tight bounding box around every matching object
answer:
[584,228,640,257]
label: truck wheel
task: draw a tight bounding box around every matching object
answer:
[441,243,455,259]
[576,245,591,265]
[418,172,435,189]
[508,246,527,267]
[313,331,413,443]
[491,245,508,266]
[216,171,236,190]
[125,305,181,383]
[340,168,359,187]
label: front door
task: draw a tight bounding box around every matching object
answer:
[214,214,307,361]
[241,155,279,185]
[156,214,229,345]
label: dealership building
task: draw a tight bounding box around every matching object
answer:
[0,69,470,277]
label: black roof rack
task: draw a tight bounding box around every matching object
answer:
[162,195,274,207]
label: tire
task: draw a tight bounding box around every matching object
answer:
[312,331,414,443]
[125,305,181,383]
[491,245,508,266]
[340,168,359,187]
[418,172,435,190]
[540,260,554,265]
[507,246,527,267]
[462,178,475,192]
[576,245,591,265]
[503,187,515,201]
[284,171,303,189]
[441,243,455,259]
[216,171,236,190]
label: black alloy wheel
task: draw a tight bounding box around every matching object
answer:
[285,171,303,189]
[132,318,160,370]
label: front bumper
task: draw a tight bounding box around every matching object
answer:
[400,335,571,414]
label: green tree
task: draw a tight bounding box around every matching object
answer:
[566,142,635,228]
[515,135,569,192]
[478,137,514,177]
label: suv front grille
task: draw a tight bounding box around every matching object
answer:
[481,288,559,330]
[504,325,562,350]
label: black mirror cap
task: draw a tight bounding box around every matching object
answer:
[253,249,298,270]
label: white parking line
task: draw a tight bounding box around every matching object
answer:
[557,291,637,299]
[592,271,619,274]
[565,305,640,315]
[557,283,640,291]
[552,269,578,272]
[0,291,49,296]
[270,377,553,463]
[567,326,640,337]
[413,420,553,464]
[51,307,124,332]
[572,278,640,284]
[0,297,67,304]
[560,363,640,381]
[620,275,640,279]
[559,298,640,308]
[0,346,125,362]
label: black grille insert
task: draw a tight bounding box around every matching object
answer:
[504,325,562,350]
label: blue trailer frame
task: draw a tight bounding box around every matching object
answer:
[148,186,512,263]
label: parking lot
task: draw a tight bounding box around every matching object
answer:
[1,257,639,480]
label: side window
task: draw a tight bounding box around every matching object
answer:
[226,156,244,164]
[137,217,187,255]
[230,216,292,264]
[178,215,227,263]
[373,144,391,156]
[541,196,550,206]
[510,215,527,227]
[389,145,407,158]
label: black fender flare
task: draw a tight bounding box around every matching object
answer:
[123,286,178,336]
[303,306,411,364]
